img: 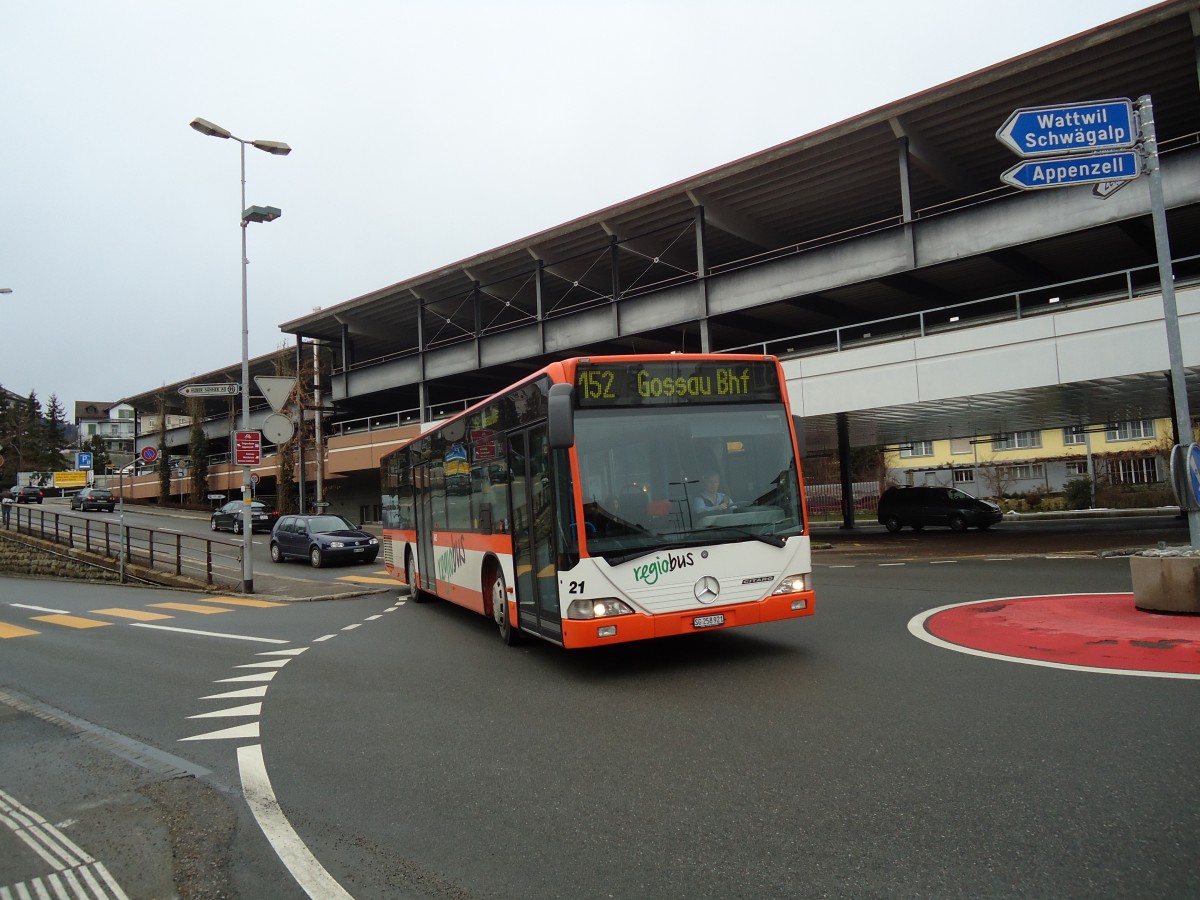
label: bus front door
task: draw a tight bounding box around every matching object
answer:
[414,463,436,595]
[508,427,563,642]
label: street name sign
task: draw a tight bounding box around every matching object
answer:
[235,431,262,466]
[1000,150,1141,190]
[179,383,240,397]
[996,99,1136,158]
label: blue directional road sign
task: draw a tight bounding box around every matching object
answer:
[996,99,1136,158]
[1001,150,1141,191]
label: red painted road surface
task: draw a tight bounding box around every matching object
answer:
[923,594,1200,675]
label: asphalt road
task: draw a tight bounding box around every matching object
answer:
[2,519,1196,898]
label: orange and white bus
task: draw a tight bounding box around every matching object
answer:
[380,354,814,648]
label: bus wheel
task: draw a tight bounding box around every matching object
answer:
[406,551,427,603]
[487,566,520,646]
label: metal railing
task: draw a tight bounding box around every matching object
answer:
[724,253,1200,360]
[4,505,242,588]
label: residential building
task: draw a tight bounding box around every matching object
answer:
[883,418,1176,498]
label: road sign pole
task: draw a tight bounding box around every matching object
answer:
[1140,94,1199,549]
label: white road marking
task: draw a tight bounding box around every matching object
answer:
[188,703,263,719]
[214,672,277,683]
[234,659,291,669]
[257,648,308,657]
[929,560,958,565]
[341,623,361,631]
[879,563,905,567]
[179,722,261,742]
[313,634,337,642]
[201,686,269,700]
[130,624,288,643]
[0,789,130,899]
[237,744,353,899]
[365,615,382,621]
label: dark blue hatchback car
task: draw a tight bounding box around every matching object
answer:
[269,514,379,568]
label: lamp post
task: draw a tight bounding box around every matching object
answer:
[190,117,290,592]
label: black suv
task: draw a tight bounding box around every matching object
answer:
[877,486,1002,533]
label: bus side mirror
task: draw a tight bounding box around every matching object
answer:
[548,383,575,449]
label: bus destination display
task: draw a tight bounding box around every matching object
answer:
[576,360,780,407]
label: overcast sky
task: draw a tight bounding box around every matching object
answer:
[0,0,1157,416]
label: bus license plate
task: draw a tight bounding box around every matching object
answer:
[693,613,725,629]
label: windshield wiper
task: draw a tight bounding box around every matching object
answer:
[718,527,786,548]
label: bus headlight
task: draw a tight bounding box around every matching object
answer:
[771,574,808,595]
[567,598,634,619]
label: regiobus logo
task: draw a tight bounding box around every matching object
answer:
[632,550,696,585]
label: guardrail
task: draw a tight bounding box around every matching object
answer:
[5,505,242,588]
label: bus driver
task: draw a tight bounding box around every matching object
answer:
[693,471,735,514]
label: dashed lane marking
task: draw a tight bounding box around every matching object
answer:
[30,614,112,630]
[148,602,233,614]
[198,596,287,608]
[90,607,174,621]
[0,622,40,639]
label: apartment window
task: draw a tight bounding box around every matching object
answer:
[1112,457,1158,484]
[899,441,934,458]
[1062,426,1087,446]
[1105,420,1155,442]
[1065,461,1089,477]
[1001,464,1045,480]
[952,468,974,483]
[949,438,973,455]
[993,431,1041,451]
[116,409,134,420]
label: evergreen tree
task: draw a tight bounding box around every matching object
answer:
[157,393,171,502]
[44,395,69,471]
[187,398,209,505]
[0,388,13,485]
[11,392,44,474]
[86,434,111,472]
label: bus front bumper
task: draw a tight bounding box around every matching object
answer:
[561,591,815,649]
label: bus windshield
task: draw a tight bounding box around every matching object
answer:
[573,403,802,560]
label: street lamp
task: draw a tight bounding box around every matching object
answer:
[190,116,291,592]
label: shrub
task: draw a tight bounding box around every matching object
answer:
[1063,477,1092,510]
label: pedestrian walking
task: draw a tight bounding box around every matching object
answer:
[2,491,13,528]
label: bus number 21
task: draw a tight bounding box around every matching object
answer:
[568,581,586,594]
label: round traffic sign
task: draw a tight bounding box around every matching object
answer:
[262,414,295,445]
[141,447,159,463]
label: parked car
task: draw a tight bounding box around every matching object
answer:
[70,487,115,512]
[8,485,43,504]
[269,514,379,568]
[877,486,1002,533]
[210,500,280,534]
